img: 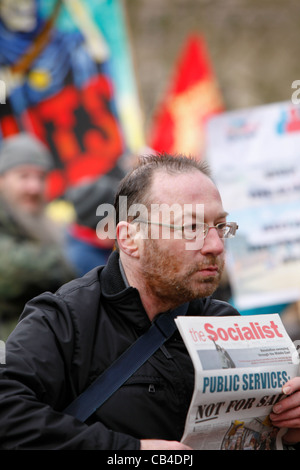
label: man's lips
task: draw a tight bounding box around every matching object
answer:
[198,266,219,276]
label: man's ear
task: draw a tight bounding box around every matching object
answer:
[116,221,142,258]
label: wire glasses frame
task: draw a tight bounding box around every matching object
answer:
[132,219,239,241]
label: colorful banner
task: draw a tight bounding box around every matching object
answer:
[206,101,300,310]
[148,34,223,158]
[0,0,144,200]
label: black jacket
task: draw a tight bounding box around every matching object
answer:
[0,251,239,450]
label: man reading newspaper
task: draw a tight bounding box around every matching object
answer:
[0,153,299,450]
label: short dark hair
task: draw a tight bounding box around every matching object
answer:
[114,152,212,226]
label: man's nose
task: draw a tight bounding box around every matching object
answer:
[26,176,45,194]
[200,226,225,256]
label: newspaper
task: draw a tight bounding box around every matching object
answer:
[175,314,299,450]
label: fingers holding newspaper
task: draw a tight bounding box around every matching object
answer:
[270,377,300,444]
[140,439,192,450]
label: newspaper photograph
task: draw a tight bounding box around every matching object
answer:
[175,314,299,450]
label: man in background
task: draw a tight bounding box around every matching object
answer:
[0,132,75,339]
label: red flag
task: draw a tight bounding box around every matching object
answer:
[148,34,224,158]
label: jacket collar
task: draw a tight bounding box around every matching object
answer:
[99,250,152,331]
[100,250,130,295]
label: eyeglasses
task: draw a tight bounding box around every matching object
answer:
[132,219,238,241]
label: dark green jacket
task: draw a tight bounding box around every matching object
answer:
[0,199,75,337]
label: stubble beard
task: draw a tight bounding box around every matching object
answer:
[141,238,224,310]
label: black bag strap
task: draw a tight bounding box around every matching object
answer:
[64,302,189,422]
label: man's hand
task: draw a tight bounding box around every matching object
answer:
[270,377,300,444]
[140,439,192,450]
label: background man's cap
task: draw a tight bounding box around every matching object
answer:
[0,132,53,174]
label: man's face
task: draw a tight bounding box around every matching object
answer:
[0,0,37,32]
[0,165,47,215]
[139,170,226,305]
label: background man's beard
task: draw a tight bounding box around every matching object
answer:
[8,201,63,245]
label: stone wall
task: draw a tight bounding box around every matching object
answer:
[125,0,300,132]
